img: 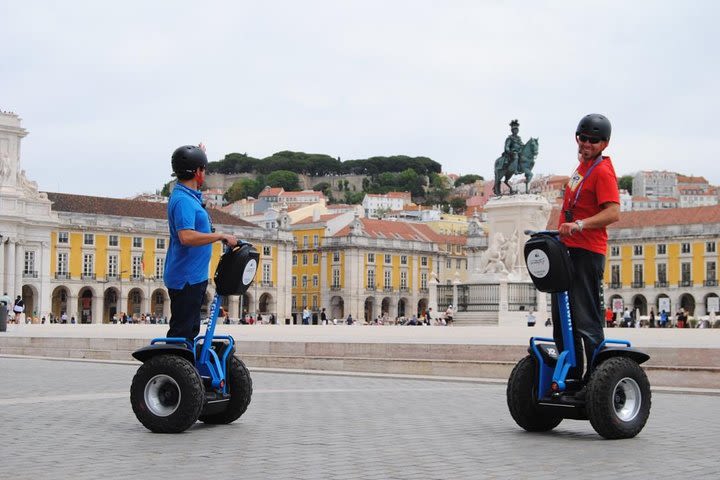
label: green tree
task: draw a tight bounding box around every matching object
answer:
[160,181,172,197]
[450,197,466,213]
[455,174,484,186]
[266,170,301,191]
[618,175,633,194]
[224,178,263,203]
[344,191,365,204]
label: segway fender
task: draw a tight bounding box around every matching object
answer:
[132,344,195,364]
[593,346,650,367]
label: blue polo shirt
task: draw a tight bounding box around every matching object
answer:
[164,183,213,289]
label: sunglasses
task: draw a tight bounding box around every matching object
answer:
[577,134,603,144]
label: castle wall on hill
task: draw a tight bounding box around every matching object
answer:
[204,172,367,198]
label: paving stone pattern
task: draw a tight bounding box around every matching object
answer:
[0,358,718,480]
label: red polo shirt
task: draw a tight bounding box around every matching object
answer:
[559,155,619,255]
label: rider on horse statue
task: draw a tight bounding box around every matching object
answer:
[503,119,524,175]
[494,119,538,196]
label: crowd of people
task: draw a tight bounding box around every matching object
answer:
[604,306,719,329]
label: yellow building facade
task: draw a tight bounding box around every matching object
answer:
[604,207,720,317]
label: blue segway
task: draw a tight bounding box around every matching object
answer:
[507,230,651,439]
[130,242,259,433]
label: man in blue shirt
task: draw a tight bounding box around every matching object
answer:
[165,144,237,341]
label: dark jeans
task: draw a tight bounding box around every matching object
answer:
[167,280,208,342]
[552,248,606,380]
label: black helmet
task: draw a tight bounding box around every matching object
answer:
[171,145,208,178]
[576,114,611,141]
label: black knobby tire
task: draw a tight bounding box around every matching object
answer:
[199,356,253,424]
[130,354,205,433]
[586,356,651,439]
[506,356,563,432]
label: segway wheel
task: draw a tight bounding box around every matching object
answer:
[199,356,253,424]
[130,354,205,433]
[506,356,563,432]
[586,357,651,439]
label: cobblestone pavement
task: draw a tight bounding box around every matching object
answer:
[1,357,717,480]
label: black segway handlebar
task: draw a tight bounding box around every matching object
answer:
[524,229,559,237]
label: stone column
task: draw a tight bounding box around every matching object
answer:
[228,295,239,321]
[39,241,51,318]
[0,238,5,295]
[6,239,16,298]
[428,272,438,315]
[92,293,103,324]
[15,241,24,299]
[67,293,78,322]
[452,274,460,308]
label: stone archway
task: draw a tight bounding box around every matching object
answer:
[397,298,408,318]
[51,286,69,319]
[21,284,38,321]
[330,296,344,321]
[127,288,144,318]
[364,297,375,322]
[381,297,391,318]
[632,294,647,316]
[655,294,671,316]
[150,289,167,319]
[679,293,696,316]
[705,293,719,315]
[78,287,95,324]
[417,298,428,317]
[259,293,273,314]
[104,287,120,323]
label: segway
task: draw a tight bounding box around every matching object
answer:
[130,242,259,433]
[507,230,651,439]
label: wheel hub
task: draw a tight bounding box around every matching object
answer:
[612,377,641,422]
[144,374,182,417]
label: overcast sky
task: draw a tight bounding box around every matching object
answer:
[2,1,718,198]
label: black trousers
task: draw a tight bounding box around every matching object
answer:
[551,248,606,380]
[167,280,208,342]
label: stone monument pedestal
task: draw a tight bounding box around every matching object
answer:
[459,194,552,326]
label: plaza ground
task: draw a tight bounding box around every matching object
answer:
[1,357,717,480]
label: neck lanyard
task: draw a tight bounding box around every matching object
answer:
[569,155,604,210]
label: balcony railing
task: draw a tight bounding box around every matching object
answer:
[330,285,342,291]
[383,287,394,293]
[609,282,622,289]
[23,271,38,278]
[365,286,376,292]
[399,287,409,293]
[260,281,274,287]
[54,273,69,280]
[81,273,96,280]
[419,288,429,294]
[704,279,718,287]
[679,280,693,287]
[631,281,645,288]
[655,281,669,288]
[130,274,144,281]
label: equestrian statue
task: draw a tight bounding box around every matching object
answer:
[493,119,539,196]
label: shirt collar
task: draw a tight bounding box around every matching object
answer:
[175,182,203,202]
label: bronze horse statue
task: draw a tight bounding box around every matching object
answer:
[493,137,538,195]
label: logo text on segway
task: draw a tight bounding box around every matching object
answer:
[526,249,550,278]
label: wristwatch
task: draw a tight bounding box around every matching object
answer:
[575,220,585,231]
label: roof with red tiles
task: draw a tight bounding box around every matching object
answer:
[334,218,443,242]
[676,175,708,184]
[547,204,720,230]
[258,187,284,197]
[293,213,344,225]
[45,192,258,228]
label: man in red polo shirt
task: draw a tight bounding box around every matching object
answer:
[555,113,620,386]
